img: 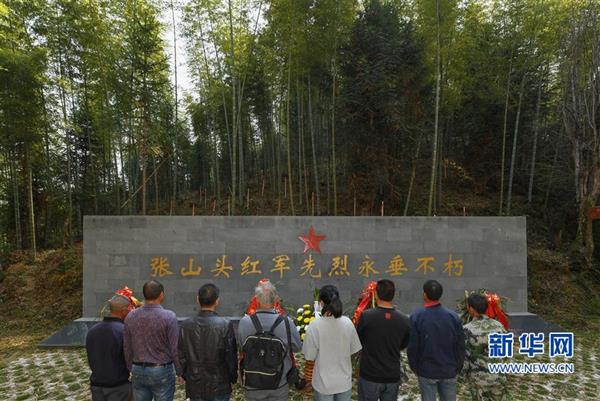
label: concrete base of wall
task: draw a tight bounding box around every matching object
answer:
[39,312,563,348]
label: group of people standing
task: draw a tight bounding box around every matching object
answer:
[86,279,507,401]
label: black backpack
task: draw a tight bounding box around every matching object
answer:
[241,313,288,389]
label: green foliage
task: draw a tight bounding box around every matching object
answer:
[339,0,428,193]
[0,0,597,258]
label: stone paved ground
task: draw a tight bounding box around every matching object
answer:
[1,340,598,401]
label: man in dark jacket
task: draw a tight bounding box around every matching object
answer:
[179,283,238,401]
[86,295,132,401]
[407,280,465,401]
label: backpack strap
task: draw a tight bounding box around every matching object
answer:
[283,316,298,368]
[268,315,284,334]
[284,316,292,353]
[250,313,264,334]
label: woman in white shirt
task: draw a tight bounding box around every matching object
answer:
[302,285,362,401]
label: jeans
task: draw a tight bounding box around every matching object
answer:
[131,363,176,401]
[313,388,352,401]
[357,377,400,401]
[417,376,456,401]
[191,395,231,401]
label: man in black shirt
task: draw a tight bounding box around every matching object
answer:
[356,280,410,401]
[86,295,132,401]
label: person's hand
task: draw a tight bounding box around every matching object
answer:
[177,376,185,385]
[301,382,313,395]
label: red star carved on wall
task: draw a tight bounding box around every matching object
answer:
[298,226,327,253]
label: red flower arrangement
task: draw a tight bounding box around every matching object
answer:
[352,281,377,325]
[245,278,285,315]
[458,289,509,330]
[115,286,143,311]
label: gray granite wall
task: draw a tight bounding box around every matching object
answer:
[83,216,527,317]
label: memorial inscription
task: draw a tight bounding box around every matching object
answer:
[83,216,527,318]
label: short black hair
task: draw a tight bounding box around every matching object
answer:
[423,280,443,301]
[467,293,488,314]
[376,279,395,302]
[198,283,219,306]
[143,280,164,301]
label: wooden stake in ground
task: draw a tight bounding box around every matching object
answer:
[380,201,384,217]
[192,203,195,216]
[212,199,216,214]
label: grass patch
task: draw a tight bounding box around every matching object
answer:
[63,373,77,383]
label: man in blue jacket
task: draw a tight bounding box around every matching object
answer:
[86,295,132,401]
[408,280,465,401]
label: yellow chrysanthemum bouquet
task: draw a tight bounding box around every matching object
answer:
[294,288,321,341]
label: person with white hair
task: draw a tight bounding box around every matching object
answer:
[237,281,302,401]
[85,294,132,401]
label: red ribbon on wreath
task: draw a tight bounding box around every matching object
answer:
[485,292,509,330]
[246,278,285,316]
[352,281,377,325]
[116,286,142,311]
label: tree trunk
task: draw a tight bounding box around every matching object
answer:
[58,51,73,243]
[528,78,543,205]
[141,153,147,215]
[308,78,320,214]
[427,0,442,216]
[10,149,22,248]
[83,75,99,214]
[286,48,295,215]
[297,80,303,207]
[499,55,513,215]
[154,157,159,214]
[331,70,337,216]
[506,71,528,215]
[25,145,36,260]
[238,80,245,205]
[404,139,422,216]
[227,0,237,215]
[543,130,561,211]
[171,0,179,205]
[300,83,309,211]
